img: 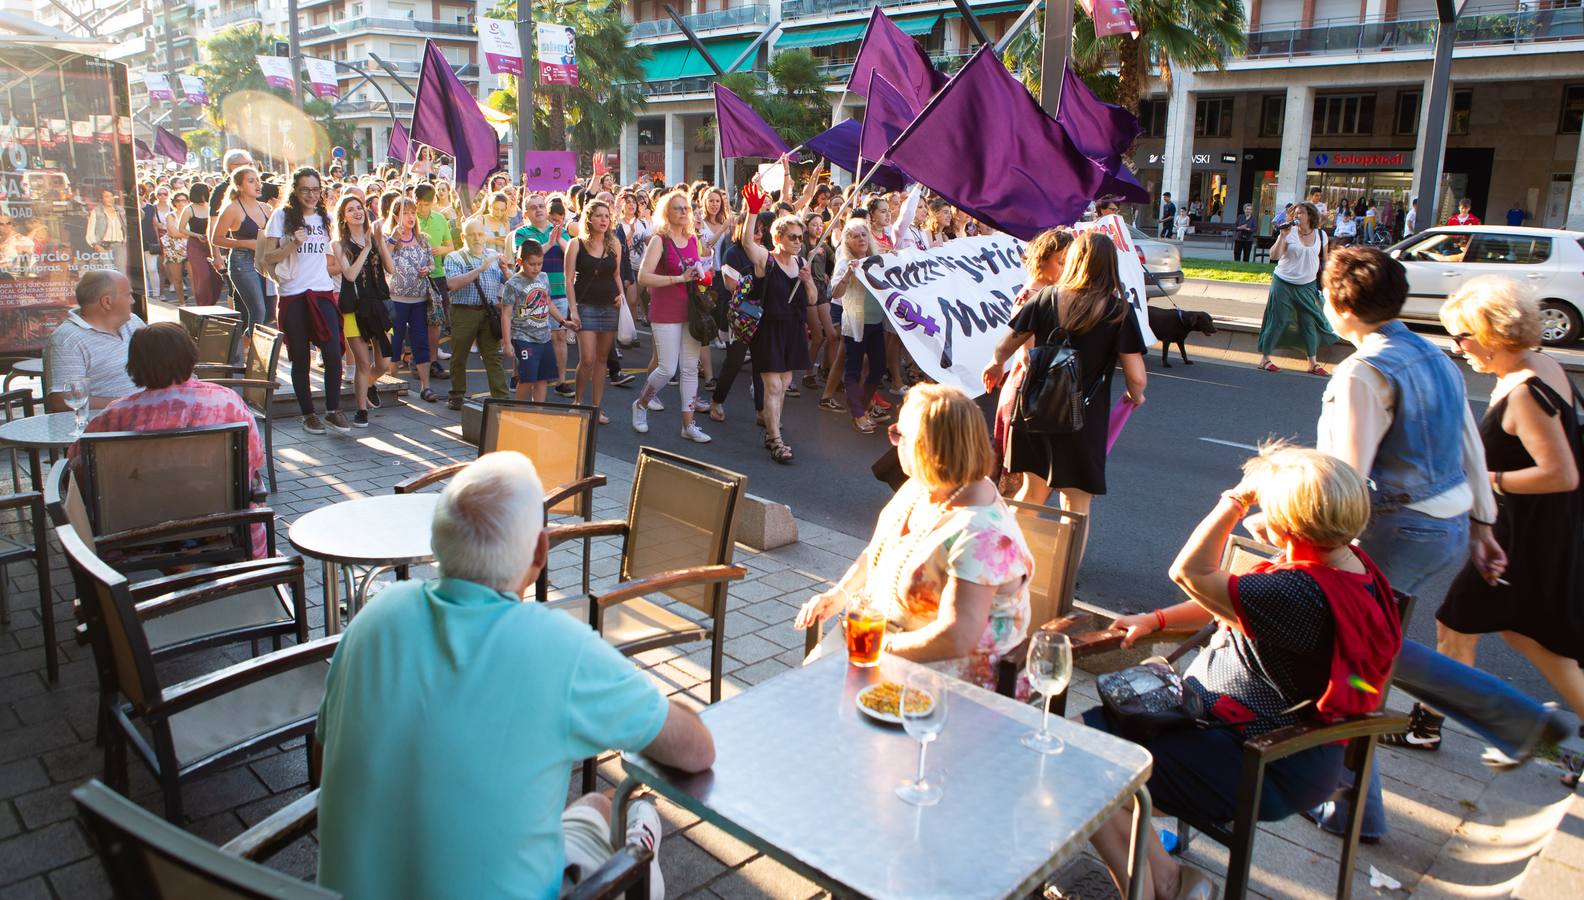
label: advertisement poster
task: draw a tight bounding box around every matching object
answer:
[303,56,338,99]
[479,18,524,77]
[256,55,294,90]
[142,72,173,102]
[536,23,578,86]
[0,48,142,356]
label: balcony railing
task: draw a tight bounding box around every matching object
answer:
[629,4,771,39]
[812,48,968,82]
[781,0,929,19]
[619,70,770,97]
[331,99,417,117]
[210,7,264,28]
[1246,3,1584,59]
[301,16,475,41]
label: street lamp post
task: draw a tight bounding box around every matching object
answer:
[287,0,305,110]
[516,0,534,173]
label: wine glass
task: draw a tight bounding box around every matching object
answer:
[895,668,949,806]
[62,377,89,437]
[1022,631,1073,755]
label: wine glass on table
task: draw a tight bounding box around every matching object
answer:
[63,377,89,438]
[1022,631,1073,755]
[895,667,949,807]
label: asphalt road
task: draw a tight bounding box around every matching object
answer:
[461,331,1559,704]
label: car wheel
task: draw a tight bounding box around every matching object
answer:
[1538,300,1582,346]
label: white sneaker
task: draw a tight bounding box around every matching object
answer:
[646,396,665,412]
[680,422,711,443]
[631,399,649,433]
[437,347,452,360]
[624,798,664,900]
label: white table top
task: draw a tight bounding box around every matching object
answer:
[287,493,441,567]
[0,411,83,450]
[9,358,43,376]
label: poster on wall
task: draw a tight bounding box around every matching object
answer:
[0,48,142,356]
[536,23,578,86]
[479,18,524,77]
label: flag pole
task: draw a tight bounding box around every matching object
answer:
[819,145,895,247]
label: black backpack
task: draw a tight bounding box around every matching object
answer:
[1013,293,1106,435]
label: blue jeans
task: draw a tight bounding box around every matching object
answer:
[843,323,886,419]
[228,250,272,328]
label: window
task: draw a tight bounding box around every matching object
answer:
[1136,99,1167,138]
[1195,96,1234,138]
[350,2,363,15]
[1449,90,1472,136]
[1313,93,1376,136]
[1259,94,1284,138]
[1399,232,1471,263]
[1466,234,1552,265]
[1560,85,1584,134]
[1395,90,1420,135]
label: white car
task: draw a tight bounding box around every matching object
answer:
[1128,225,1183,298]
[1390,225,1584,346]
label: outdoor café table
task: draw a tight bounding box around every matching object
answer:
[3,357,43,393]
[286,492,441,634]
[0,410,88,481]
[613,653,1156,900]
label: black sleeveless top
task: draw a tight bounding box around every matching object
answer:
[572,240,619,306]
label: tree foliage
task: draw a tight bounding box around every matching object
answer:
[191,25,289,131]
[705,50,827,152]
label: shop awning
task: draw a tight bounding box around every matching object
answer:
[641,37,757,81]
[775,21,869,49]
[893,14,942,36]
[946,2,1030,17]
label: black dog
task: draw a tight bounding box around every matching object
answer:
[1147,306,1218,367]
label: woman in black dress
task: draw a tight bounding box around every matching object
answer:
[980,232,1147,564]
[740,213,814,463]
[1433,277,1584,726]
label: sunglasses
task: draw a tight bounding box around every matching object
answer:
[783,232,804,242]
[1451,332,1476,350]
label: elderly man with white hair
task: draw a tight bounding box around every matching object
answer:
[313,451,714,899]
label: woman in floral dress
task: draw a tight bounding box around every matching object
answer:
[796,384,1034,691]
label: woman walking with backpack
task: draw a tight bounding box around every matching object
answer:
[980,232,1147,563]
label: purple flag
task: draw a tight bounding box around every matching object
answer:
[859,71,916,168]
[847,9,946,110]
[133,138,153,160]
[387,121,411,163]
[1055,65,1148,204]
[715,84,792,160]
[885,47,1106,240]
[804,120,908,190]
[153,126,187,165]
[409,39,501,191]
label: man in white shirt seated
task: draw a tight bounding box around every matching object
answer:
[44,269,145,411]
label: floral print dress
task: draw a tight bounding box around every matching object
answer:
[833,479,1034,690]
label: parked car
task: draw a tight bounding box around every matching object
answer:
[1128,225,1183,298]
[1389,225,1584,345]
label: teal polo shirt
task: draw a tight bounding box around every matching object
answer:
[315,577,670,899]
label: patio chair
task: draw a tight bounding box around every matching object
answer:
[1,386,35,489]
[986,501,1089,700]
[58,523,337,824]
[0,486,51,679]
[543,447,748,792]
[74,779,656,900]
[192,313,244,369]
[199,324,285,493]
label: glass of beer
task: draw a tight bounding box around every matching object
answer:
[843,592,886,668]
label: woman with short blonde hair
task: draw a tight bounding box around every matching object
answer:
[1439,276,1544,351]
[796,384,1033,689]
[634,188,708,441]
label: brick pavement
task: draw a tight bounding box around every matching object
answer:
[1,385,1580,898]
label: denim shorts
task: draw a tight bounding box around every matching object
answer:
[512,338,559,383]
[548,295,569,332]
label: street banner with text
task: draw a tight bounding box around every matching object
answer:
[143,73,173,102]
[1072,213,1156,346]
[304,57,338,99]
[479,18,524,76]
[536,24,578,86]
[180,75,208,106]
[256,56,294,90]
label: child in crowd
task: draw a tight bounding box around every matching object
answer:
[501,240,571,402]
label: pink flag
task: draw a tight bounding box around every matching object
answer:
[1105,396,1138,455]
[1079,0,1140,38]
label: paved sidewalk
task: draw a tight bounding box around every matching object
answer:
[0,389,1579,898]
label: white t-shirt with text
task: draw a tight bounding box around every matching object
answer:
[264,208,336,295]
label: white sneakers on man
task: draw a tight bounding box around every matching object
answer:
[631,399,649,433]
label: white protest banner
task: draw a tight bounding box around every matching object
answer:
[858,234,1028,399]
[1072,213,1156,347]
[479,18,524,77]
[180,75,208,105]
[536,23,578,85]
[303,57,338,99]
[143,73,173,102]
[257,55,294,90]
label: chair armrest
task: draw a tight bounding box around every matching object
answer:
[221,789,319,862]
[129,556,301,602]
[202,378,278,391]
[544,474,607,510]
[393,462,468,495]
[593,564,747,609]
[546,519,628,547]
[1242,711,1412,762]
[0,491,41,513]
[134,560,303,622]
[194,363,245,376]
[149,635,340,718]
[97,508,277,551]
[567,842,655,900]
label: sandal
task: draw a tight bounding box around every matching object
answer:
[852,416,876,434]
[597,412,610,425]
[419,388,440,403]
[708,403,726,423]
[1309,364,1329,377]
[819,398,845,413]
[1256,361,1279,373]
[767,436,793,464]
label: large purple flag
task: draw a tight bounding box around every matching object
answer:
[387,121,411,163]
[804,120,908,190]
[133,138,153,161]
[153,126,187,165]
[409,39,500,191]
[885,47,1106,240]
[1055,65,1148,204]
[858,71,915,167]
[846,8,946,111]
[714,83,792,160]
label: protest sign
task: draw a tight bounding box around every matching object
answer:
[523,150,577,191]
[536,24,578,85]
[480,18,524,76]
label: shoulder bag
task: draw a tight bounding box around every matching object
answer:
[1013,292,1107,435]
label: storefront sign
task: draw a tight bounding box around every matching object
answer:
[1311,150,1410,170]
[1146,153,1215,167]
[1220,152,1239,164]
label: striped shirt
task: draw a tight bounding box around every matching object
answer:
[44,310,144,400]
[443,249,504,307]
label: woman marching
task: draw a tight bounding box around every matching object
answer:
[739,214,816,463]
[565,199,625,424]
[210,166,273,329]
[633,188,710,443]
[1256,201,1338,375]
[989,227,1073,495]
[331,193,395,427]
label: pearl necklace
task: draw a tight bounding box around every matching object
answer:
[871,482,972,607]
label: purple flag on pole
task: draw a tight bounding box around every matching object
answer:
[409,39,501,191]
[859,72,916,167]
[133,138,153,161]
[387,121,411,163]
[846,8,946,110]
[1055,65,1148,204]
[714,84,792,160]
[153,126,187,165]
[804,120,908,190]
[884,47,1106,240]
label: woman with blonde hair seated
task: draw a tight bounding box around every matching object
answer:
[794,384,1034,689]
[1088,444,1402,900]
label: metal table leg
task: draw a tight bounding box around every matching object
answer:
[1127,785,1153,900]
[609,775,642,848]
[322,559,342,635]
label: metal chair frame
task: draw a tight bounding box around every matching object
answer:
[199,324,284,493]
